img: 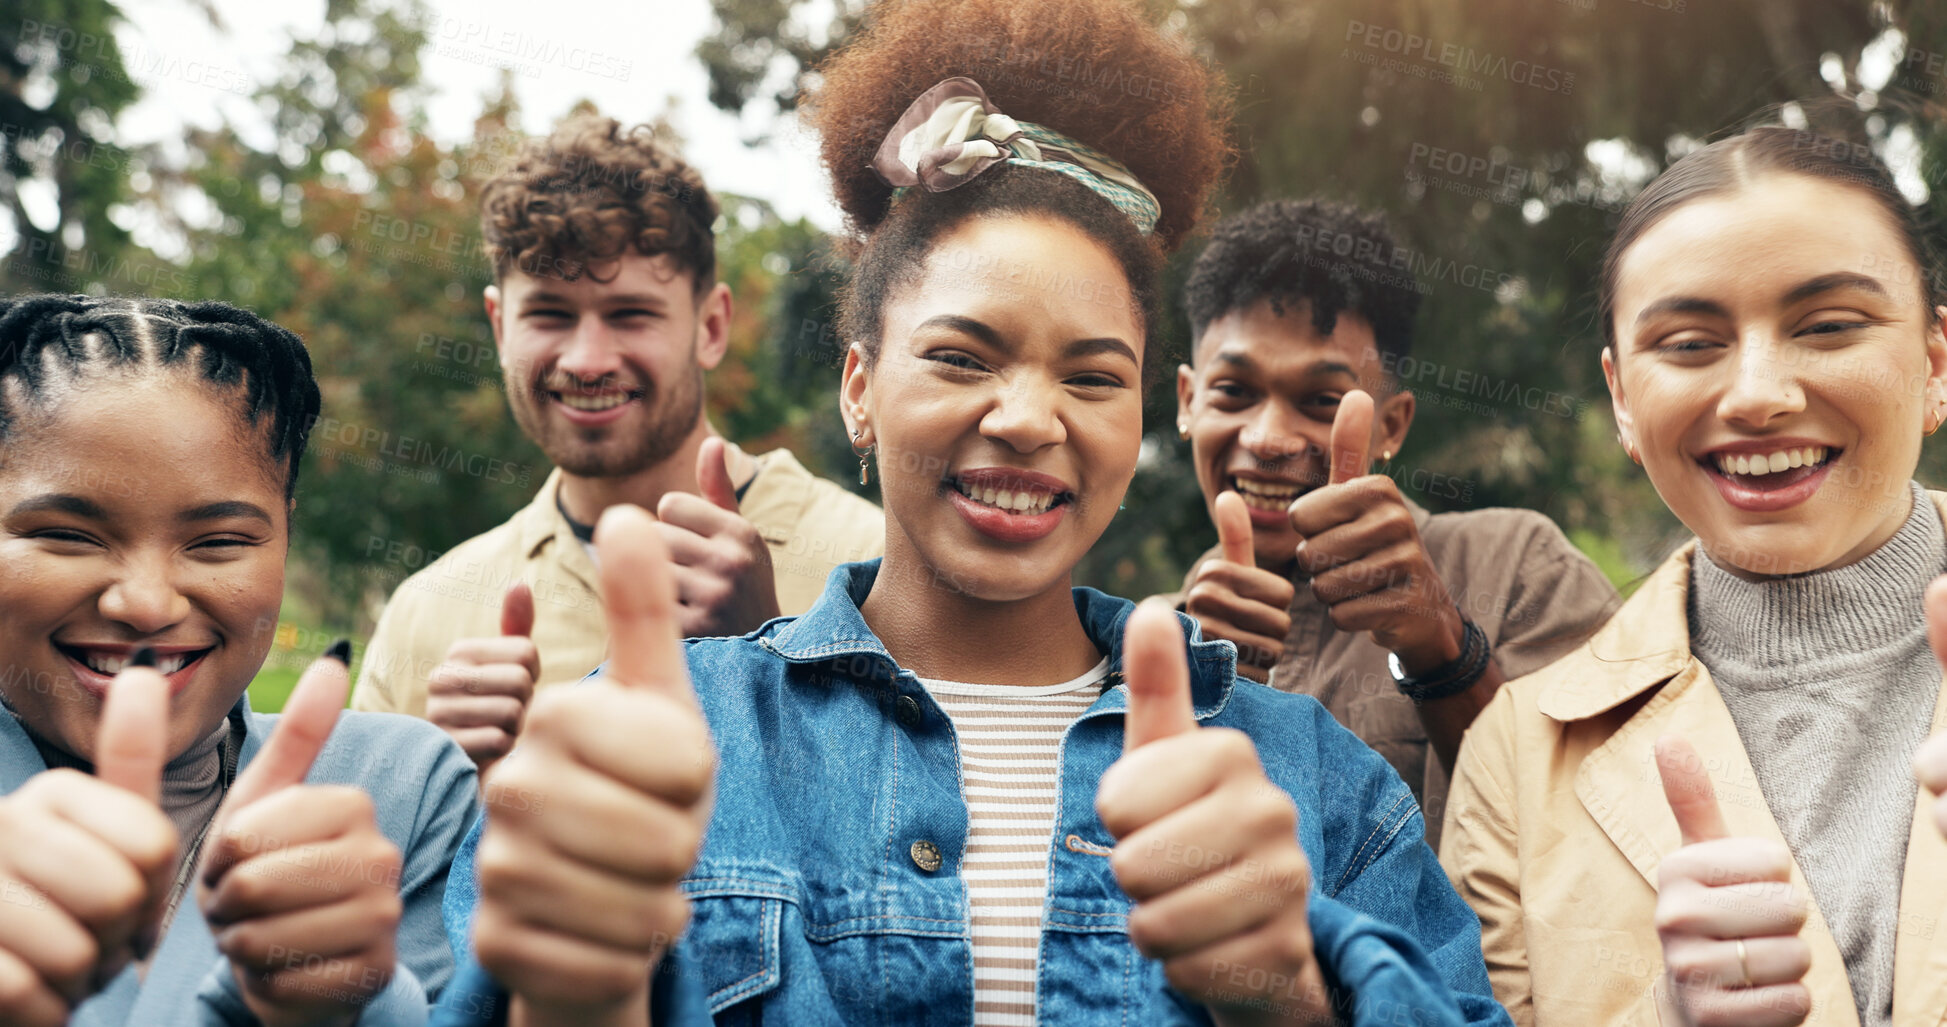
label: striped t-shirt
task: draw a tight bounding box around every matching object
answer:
[920,657,1112,1027]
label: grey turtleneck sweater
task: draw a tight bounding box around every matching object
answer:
[1688,481,1944,1027]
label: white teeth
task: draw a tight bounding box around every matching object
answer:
[1233,479,1300,512]
[1713,447,1828,477]
[76,650,195,675]
[955,481,1057,515]
[557,392,629,411]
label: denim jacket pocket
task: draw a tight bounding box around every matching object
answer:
[682,877,790,1016]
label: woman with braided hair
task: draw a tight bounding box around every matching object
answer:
[0,295,478,1026]
[433,0,1506,1024]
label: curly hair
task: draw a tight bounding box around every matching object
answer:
[1183,199,1421,367]
[0,294,321,500]
[809,0,1232,384]
[479,115,719,291]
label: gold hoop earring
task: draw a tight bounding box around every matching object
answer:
[850,428,875,484]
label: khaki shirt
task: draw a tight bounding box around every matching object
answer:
[1440,493,1947,1027]
[1176,500,1619,848]
[351,447,884,718]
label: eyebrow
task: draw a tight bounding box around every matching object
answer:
[1635,296,1730,328]
[916,315,1136,365]
[181,501,274,525]
[520,291,667,308]
[1211,350,1358,379]
[1780,272,1888,307]
[8,494,106,519]
[1635,273,1895,330]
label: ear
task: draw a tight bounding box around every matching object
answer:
[1174,363,1197,435]
[1375,387,1414,457]
[1602,346,1638,461]
[694,282,733,372]
[840,342,874,444]
[484,284,504,353]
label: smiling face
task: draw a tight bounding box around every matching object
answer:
[1177,299,1410,568]
[1605,173,1947,578]
[843,214,1146,602]
[487,252,728,478]
[0,375,288,764]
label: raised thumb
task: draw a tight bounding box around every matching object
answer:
[594,504,697,706]
[697,436,741,513]
[1215,489,1255,566]
[1122,599,1198,752]
[1329,389,1375,486]
[222,651,349,812]
[500,581,535,638]
[95,652,168,804]
[1656,734,1729,847]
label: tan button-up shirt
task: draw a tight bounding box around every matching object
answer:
[1441,496,1947,1026]
[350,447,885,718]
[1176,499,1619,848]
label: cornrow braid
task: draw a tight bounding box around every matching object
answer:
[0,294,322,499]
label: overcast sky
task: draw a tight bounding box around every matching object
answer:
[110,0,843,229]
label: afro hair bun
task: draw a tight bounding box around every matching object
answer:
[808,0,1232,254]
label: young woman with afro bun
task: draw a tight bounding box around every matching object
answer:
[433,1,1509,1024]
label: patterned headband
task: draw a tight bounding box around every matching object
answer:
[869,77,1161,235]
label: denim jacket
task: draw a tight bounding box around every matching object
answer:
[435,560,1509,1027]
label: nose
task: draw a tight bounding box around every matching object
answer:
[554,314,627,382]
[978,373,1067,454]
[1240,402,1314,464]
[1716,334,1806,430]
[98,555,191,635]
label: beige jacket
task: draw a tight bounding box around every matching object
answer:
[1441,492,1947,1026]
[350,448,884,717]
[1176,500,1620,849]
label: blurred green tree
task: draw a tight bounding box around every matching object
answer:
[699,0,1947,597]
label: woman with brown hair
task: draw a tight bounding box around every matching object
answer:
[1442,124,1947,1027]
[432,1,1508,1024]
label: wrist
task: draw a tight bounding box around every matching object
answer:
[1387,619,1490,704]
[1390,613,1464,676]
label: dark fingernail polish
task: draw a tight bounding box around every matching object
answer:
[324,638,353,665]
[130,646,159,669]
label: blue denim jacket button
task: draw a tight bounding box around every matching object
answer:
[909,839,943,872]
[895,694,921,727]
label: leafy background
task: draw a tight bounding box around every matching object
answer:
[5,0,1945,706]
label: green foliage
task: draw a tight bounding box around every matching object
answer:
[1,0,148,295]
[699,0,1947,597]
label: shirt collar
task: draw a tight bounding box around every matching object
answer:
[517,469,572,560]
[761,559,1237,719]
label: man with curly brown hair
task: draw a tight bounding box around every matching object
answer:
[350,114,884,773]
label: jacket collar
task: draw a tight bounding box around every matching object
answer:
[1539,488,1947,722]
[761,559,1237,719]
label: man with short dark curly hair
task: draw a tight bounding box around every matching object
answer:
[352,115,884,773]
[1169,197,1618,845]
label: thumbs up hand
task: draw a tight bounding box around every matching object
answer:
[427,582,540,774]
[1287,390,1464,678]
[473,505,717,1027]
[1184,491,1297,683]
[1912,577,1947,842]
[654,437,783,638]
[199,647,405,1027]
[1095,601,1331,1025]
[1653,735,1811,1026]
[0,655,179,1025]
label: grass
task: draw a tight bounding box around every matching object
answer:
[247,619,361,713]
